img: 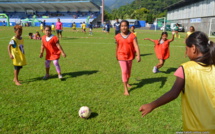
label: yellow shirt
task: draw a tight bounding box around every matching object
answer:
[186,31,193,37]
[181,61,215,133]
[10,36,26,66]
[40,24,43,30]
[51,25,55,30]
[82,23,86,29]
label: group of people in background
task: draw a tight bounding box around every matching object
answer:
[7,18,215,132]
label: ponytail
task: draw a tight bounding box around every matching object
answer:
[186,31,215,66]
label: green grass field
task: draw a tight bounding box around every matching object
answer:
[0,26,213,134]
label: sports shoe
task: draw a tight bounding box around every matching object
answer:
[156,68,160,73]
[58,74,63,79]
[152,66,157,73]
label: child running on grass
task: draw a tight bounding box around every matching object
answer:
[39,25,66,79]
[144,32,174,73]
[139,31,215,133]
[115,20,141,96]
[8,25,26,85]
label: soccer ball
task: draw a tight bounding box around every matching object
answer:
[78,106,91,119]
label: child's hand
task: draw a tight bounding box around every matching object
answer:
[172,31,175,35]
[39,53,43,58]
[9,54,14,59]
[144,38,149,40]
[62,53,66,58]
[139,103,154,117]
[136,56,141,62]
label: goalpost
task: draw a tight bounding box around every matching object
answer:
[209,18,215,38]
[155,17,166,32]
[0,13,10,26]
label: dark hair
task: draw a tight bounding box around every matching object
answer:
[131,25,135,28]
[190,26,195,32]
[186,31,215,65]
[159,32,168,43]
[44,25,51,31]
[120,20,130,33]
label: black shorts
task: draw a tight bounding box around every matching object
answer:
[115,30,120,35]
[56,30,62,34]
[14,66,22,70]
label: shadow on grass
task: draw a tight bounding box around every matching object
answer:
[25,70,98,83]
[130,77,167,92]
[88,112,98,119]
[160,67,177,74]
[140,53,153,57]
[62,37,79,40]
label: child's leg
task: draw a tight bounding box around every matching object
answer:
[156,59,165,69]
[45,60,51,77]
[14,69,21,85]
[127,60,133,87]
[118,61,130,95]
[53,60,62,78]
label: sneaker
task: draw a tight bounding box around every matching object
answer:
[156,68,160,73]
[152,66,157,73]
[43,74,49,80]
[58,74,63,79]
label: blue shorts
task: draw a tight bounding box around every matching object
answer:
[56,30,63,34]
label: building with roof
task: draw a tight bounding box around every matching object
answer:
[0,0,101,27]
[166,0,215,35]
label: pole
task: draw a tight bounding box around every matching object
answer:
[101,0,104,25]
[163,17,166,32]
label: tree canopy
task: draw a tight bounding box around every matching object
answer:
[105,0,178,23]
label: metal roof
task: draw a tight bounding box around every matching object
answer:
[0,1,100,12]
[165,0,204,10]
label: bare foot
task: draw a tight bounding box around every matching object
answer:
[13,79,22,82]
[127,84,132,88]
[124,92,130,96]
[15,81,22,86]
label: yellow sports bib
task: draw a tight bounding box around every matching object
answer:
[10,36,26,66]
[181,61,215,132]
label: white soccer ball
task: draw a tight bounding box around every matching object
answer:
[78,106,91,119]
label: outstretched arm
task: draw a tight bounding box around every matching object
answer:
[133,38,141,62]
[144,38,155,42]
[169,32,175,42]
[139,76,184,117]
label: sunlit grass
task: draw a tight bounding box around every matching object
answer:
[0,26,195,133]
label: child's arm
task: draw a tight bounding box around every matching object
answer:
[39,41,44,58]
[133,38,141,62]
[169,33,175,42]
[8,44,13,59]
[144,38,154,42]
[139,76,184,117]
[56,41,66,57]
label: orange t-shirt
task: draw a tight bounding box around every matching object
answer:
[153,39,171,60]
[115,33,136,61]
[42,35,61,60]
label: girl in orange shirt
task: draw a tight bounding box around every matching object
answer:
[39,26,66,79]
[115,20,141,96]
[144,32,174,73]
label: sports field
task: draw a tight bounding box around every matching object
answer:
[0,27,212,133]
